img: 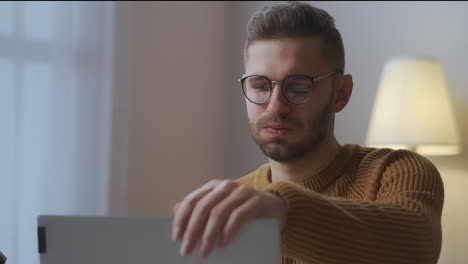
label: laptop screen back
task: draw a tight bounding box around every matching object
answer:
[38,215,280,264]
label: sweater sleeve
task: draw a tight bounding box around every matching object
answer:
[263,150,444,264]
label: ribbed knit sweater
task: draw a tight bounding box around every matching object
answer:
[234,144,444,264]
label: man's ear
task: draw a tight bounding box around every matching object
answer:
[333,74,353,113]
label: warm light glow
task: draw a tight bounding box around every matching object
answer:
[366,57,462,156]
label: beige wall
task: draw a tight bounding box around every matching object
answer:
[111,1,229,216]
[111,1,468,262]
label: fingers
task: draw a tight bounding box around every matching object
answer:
[199,186,254,259]
[172,180,222,241]
[172,179,266,260]
[220,195,261,248]
[179,180,237,256]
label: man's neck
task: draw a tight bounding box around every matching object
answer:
[269,136,342,184]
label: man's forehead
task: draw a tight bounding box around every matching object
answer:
[243,37,326,76]
[246,37,323,58]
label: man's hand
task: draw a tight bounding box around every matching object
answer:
[171,179,286,259]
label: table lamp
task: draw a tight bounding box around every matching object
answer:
[366,57,461,156]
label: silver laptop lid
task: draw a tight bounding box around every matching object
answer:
[38,215,280,264]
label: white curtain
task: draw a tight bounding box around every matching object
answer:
[0,2,115,263]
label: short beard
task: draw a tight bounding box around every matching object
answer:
[250,95,334,163]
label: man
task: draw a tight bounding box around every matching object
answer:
[171,2,444,263]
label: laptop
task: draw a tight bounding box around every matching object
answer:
[37,215,280,264]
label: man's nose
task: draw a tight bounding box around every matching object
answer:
[266,83,292,116]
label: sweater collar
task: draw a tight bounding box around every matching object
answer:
[253,144,359,192]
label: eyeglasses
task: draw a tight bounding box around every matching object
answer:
[238,69,342,104]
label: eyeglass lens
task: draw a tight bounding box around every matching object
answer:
[243,75,314,104]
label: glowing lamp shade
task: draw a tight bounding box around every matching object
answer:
[366,57,461,156]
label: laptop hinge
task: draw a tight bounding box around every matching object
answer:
[38,226,47,254]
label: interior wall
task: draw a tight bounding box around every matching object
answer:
[112,1,229,217]
[109,1,133,217]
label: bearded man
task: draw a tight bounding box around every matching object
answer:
[171,2,444,264]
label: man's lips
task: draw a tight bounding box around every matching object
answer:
[263,123,292,129]
[263,124,293,136]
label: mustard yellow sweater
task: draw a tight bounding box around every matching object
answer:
[234,144,444,264]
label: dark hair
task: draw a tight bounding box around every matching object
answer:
[244,1,345,72]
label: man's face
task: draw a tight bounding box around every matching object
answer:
[244,37,336,162]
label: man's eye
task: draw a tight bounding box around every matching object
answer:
[253,85,269,90]
[290,84,309,93]
[247,80,269,90]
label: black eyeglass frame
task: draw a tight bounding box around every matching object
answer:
[238,69,343,105]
